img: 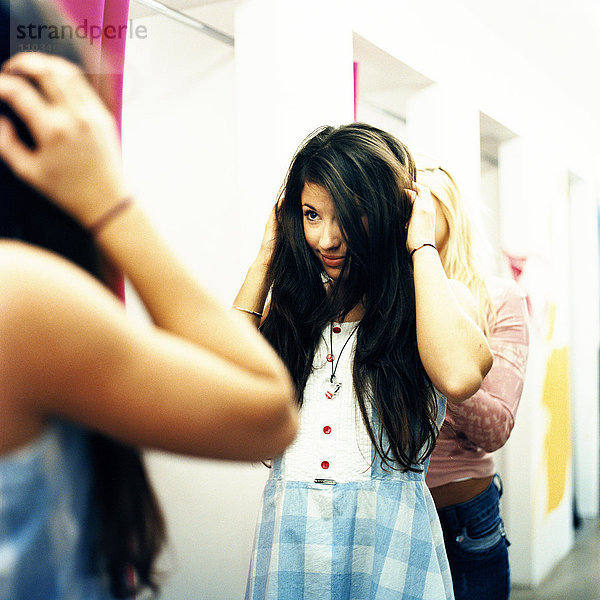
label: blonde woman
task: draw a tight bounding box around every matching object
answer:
[419,162,529,600]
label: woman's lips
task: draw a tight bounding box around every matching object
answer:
[321,254,345,268]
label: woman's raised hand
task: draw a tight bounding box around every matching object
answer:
[256,201,280,269]
[0,52,127,227]
[232,200,281,325]
[406,183,436,254]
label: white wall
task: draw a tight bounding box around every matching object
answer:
[121,0,600,595]
[569,175,600,519]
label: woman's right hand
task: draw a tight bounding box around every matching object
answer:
[232,201,281,325]
[256,201,280,269]
[0,52,127,227]
[406,183,436,254]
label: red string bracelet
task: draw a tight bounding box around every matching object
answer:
[410,243,437,259]
[89,196,134,236]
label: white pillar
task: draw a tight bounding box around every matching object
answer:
[235,0,354,265]
[496,138,536,584]
[406,83,481,208]
[499,137,575,585]
[569,175,600,519]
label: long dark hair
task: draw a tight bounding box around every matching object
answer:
[261,123,439,471]
[0,1,165,597]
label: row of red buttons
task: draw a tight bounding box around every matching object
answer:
[321,426,332,469]
[321,325,340,471]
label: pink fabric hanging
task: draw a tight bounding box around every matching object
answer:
[53,0,131,300]
[54,0,130,131]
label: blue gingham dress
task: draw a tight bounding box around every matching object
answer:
[246,321,454,600]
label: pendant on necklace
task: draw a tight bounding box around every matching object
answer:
[326,354,334,362]
[324,377,342,399]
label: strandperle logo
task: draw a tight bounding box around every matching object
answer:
[15,18,148,44]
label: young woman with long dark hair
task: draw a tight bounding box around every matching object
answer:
[235,123,493,599]
[0,2,297,598]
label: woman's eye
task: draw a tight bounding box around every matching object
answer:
[304,210,319,221]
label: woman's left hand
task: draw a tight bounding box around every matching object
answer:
[406,183,436,254]
[0,52,127,227]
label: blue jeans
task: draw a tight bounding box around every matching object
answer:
[437,474,510,600]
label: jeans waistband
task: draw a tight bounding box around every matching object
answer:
[437,473,502,525]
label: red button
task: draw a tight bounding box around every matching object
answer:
[326,354,334,362]
[332,326,342,333]
[323,426,332,434]
[321,460,330,469]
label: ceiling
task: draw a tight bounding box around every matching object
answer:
[128,0,600,125]
[455,0,600,123]
[128,0,233,20]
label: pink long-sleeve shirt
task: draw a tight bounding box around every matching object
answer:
[426,277,529,489]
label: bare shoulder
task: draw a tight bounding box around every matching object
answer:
[0,240,124,336]
[0,241,129,404]
[0,239,111,292]
[0,241,131,452]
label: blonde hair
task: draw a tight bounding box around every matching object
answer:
[417,163,495,336]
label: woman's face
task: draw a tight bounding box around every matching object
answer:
[301,182,348,281]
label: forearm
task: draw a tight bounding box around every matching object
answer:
[412,247,492,400]
[94,204,286,381]
[233,255,271,327]
[450,389,516,451]
[449,307,529,450]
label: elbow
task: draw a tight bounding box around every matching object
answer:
[436,350,492,404]
[442,369,487,404]
[270,401,299,456]
[480,438,506,453]
[449,346,493,401]
[470,430,510,453]
[269,386,299,455]
[255,376,299,458]
[481,346,494,380]
[478,420,514,453]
